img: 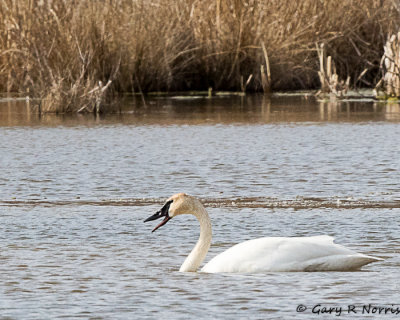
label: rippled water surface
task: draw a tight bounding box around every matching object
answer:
[1,95,400,319]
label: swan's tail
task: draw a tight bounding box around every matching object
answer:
[354,254,383,266]
[303,254,383,272]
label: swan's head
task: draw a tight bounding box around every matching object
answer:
[144,193,195,232]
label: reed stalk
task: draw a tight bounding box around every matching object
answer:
[375,31,400,98]
[316,43,350,97]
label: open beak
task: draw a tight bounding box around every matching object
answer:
[144,200,173,232]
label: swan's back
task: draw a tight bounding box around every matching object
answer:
[201,235,381,273]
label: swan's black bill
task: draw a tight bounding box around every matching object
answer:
[144,200,173,232]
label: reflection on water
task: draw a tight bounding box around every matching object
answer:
[318,100,400,122]
[1,94,400,126]
[1,94,400,319]
[384,103,400,121]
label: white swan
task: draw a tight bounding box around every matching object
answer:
[144,193,382,273]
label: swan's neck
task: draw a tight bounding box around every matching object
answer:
[179,204,212,272]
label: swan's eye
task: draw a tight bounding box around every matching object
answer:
[160,200,173,216]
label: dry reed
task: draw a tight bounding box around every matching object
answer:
[316,43,350,97]
[375,31,400,97]
[0,0,399,112]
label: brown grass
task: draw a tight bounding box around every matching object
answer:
[0,0,399,112]
[375,31,400,97]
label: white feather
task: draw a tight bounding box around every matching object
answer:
[202,235,381,273]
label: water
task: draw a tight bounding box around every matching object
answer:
[1,95,400,319]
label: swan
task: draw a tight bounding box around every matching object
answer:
[144,193,382,273]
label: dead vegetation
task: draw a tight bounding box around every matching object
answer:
[0,0,399,112]
[375,31,400,98]
[316,43,350,98]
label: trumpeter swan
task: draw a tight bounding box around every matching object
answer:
[144,193,382,273]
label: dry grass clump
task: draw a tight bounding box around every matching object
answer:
[375,31,400,98]
[316,44,350,97]
[0,0,399,112]
[0,1,119,112]
[190,0,398,90]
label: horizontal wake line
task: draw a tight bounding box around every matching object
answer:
[1,197,399,209]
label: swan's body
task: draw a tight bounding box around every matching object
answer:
[145,193,382,273]
[201,235,379,272]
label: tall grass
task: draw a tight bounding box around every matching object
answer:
[0,0,398,112]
